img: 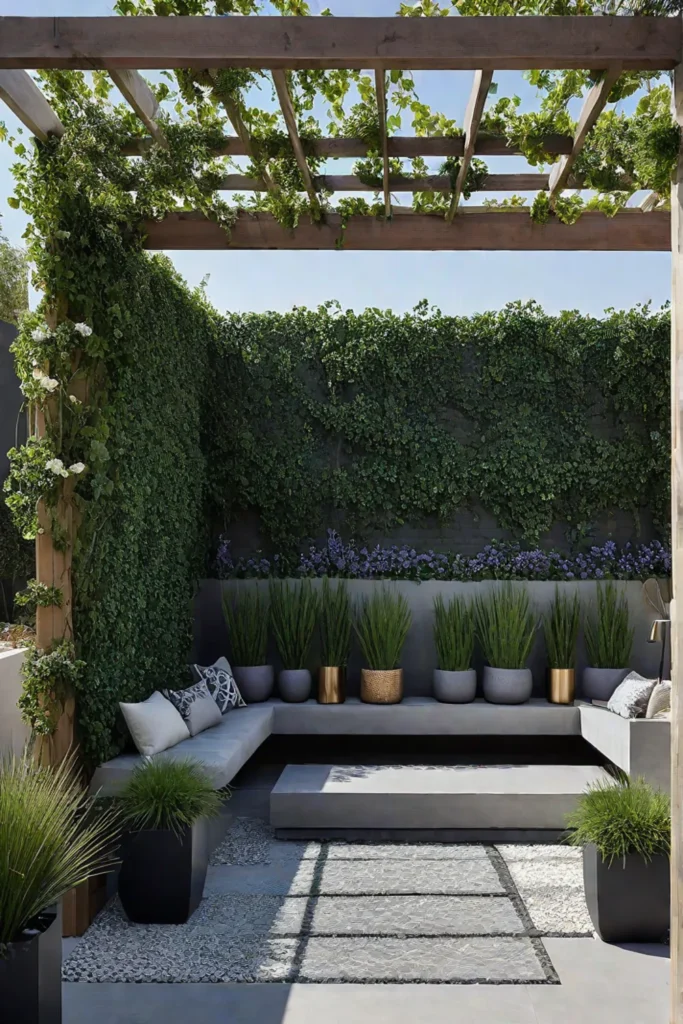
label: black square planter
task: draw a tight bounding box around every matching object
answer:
[0,905,62,1024]
[583,843,670,943]
[118,818,209,924]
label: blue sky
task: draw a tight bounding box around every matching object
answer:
[0,0,672,316]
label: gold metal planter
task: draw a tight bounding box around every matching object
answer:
[361,668,403,704]
[549,668,575,705]
[318,666,346,704]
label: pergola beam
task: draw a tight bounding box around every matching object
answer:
[548,68,621,200]
[448,69,493,221]
[108,69,167,148]
[0,68,63,141]
[216,171,605,193]
[272,69,320,215]
[1,16,679,71]
[143,209,669,251]
[121,132,575,158]
[211,80,279,198]
[375,70,391,219]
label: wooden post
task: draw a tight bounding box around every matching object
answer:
[672,53,683,1024]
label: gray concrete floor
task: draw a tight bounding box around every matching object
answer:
[63,760,670,1024]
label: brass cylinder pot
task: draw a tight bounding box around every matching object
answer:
[318,666,346,704]
[361,668,403,704]
[549,668,575,705]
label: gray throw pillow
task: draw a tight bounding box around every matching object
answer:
[163,680,222,736]
[120,691,190,755]
[607,671,657,720]
[646,680,671,719]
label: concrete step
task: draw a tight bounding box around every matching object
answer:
[270,763,611,838]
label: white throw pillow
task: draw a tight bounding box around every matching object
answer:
[120,691,190,756]
[607,671,657,720]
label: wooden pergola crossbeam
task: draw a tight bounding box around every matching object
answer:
[447,70,493,221]
[548,68,621,200]
[143,208,669,251]
[375,69,391,219]
[1,16,679,71]
[0,68,63,141]
[210,79,279,197]
[108,69,168,148]
[272,69,320,215]
[217,171,609,192]
[120,133,575,158]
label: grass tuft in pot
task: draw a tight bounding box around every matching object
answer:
[475,584,535,669]
[0,750,119,949]
[269,580,318,669]
[544,587,580,669]
[118,758,222,838]
[222,588,268,666]
[433,594,474,671]
[585,581,634,669]
[565,776,670,865]
[319,577,352,667]
[355,587,411,670]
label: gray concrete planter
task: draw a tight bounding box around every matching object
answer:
[433,668,477,703]
[483,666,533,704]
[278,668,312,703]
[233,665,274,703]
[582,667,629,702]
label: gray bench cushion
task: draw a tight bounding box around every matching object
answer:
[90,705,274,796]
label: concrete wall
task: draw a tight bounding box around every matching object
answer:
[0,648,29,754]
[193,579,667,700]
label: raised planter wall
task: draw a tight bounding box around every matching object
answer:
[0,647,29,754]
[193,580,667,700]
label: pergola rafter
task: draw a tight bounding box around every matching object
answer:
[272,69,321,214]
[108,68,168,149]
[0,68,63,141]
[447,69,493,221]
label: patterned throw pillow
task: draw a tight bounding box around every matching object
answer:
[607,671,657,720]
[646,680,671,720]
[163,680,222,737]
[190,656,233,684]
[200,665,246,714]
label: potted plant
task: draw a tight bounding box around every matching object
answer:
[544,586,580,704]
[222,587,273,702]
[117,758,222,924]
[0,751,118,1024]
[476,584,535,704]
[566,776,670,943]
[356,586,411,704]
[318,577,352,704]
[269,580,318,702]
[583,581,634,701]
[432,593,476,703]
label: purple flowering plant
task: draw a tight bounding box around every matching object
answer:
[215,531,671,583]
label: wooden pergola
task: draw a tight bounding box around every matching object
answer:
[0,12,682,1006]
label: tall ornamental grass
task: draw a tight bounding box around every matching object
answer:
[269,580,318,669]
[543,587,580,669]
[0,751,119,948]
[585,581,634,668]
[319,578,352,667]
[475,584,536,669]
[433,594,475,672]
[222,588,268,666]
[565,777,670,865]
[118,759,222,838]
[355,587,411,671]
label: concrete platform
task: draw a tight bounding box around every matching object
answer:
[270,764,611,834]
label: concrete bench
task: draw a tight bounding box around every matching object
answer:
[579,703,670,793]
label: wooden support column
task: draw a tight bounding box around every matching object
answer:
[374,69,391,219]
[672,54,683,1024]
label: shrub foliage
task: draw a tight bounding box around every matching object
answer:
[566,777,670,864]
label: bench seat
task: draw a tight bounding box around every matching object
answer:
[579,703,670,793]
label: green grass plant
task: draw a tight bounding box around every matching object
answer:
[319,578,352,667]
[269,580,318,670]
[543,586,580,669]
[433,594,474,672]
[222,588,268,666]
[565,777,670,865]
[475,584,536,670]
[355,587,411,671]
[118,759,222,838]
[585,581,634,668]
[0,751,119,948]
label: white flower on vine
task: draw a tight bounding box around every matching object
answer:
[39,376,59,392]
[68,462,85,475]
[68,394,81,405]
[31,326,50,343]
[74,322,93,337]
[32,366,45,380]
[46,458,67,476]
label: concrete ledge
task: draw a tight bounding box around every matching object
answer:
[579,704,670,793]
[0,647,29,755]
[270,697,581,736]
